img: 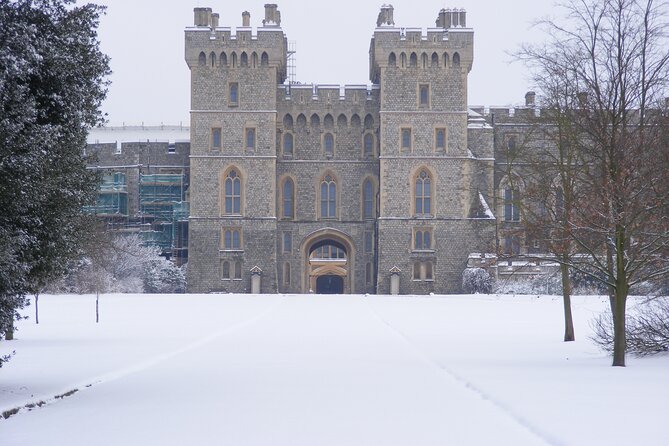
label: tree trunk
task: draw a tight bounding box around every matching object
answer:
[612,284,627,366]
[560,260,575,341]
[606,244,616,319]
[35,293,39,324]
[612,226,628,367]
[5,325,13,340]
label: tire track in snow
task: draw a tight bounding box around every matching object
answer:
[363,298,564,446]
[2,296,287,420]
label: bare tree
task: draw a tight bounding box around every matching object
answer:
[519,0,669,366]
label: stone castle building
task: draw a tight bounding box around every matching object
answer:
[184,4,499,294]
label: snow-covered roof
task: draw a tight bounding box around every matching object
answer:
[478,192,495,219]
[87,126,190,145]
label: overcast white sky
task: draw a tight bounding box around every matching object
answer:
[89,0,558,126]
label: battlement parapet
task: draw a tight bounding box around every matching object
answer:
[278,84,380,105]
[372,26,472,47]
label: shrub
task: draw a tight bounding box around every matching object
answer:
[462,268,493,294]
[591,297,669,356]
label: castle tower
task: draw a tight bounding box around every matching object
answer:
[371,7,496,293]
[185,6,287,292]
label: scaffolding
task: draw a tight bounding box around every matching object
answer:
[172,201,190,265]
[287,40,296,84]
[139,174,185,222]
[137,174,188,257]
[85,172,128,216]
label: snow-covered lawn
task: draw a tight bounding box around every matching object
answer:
[0,293,667,445]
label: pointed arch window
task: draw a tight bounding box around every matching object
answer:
[320,174,336,219]
[364,133,374,157]
[198,52,206,66]
[363,179,374,219]
[224,169,241,214]
[507,135,517,153]
[419,84,430,107]
[245,127,256,151]
[435,128,446,152]
[229,83,239,106]
[282,178,294,219]
[324,133,334,157]
[401,128,412,152]
[283,132,294,158]
[415,170,432,216]
[431,52,439,67]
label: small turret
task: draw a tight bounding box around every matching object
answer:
[376,4,395,27]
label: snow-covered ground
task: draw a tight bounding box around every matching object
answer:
[0,293,667,445]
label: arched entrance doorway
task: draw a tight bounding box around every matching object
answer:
[316,275,344,294]
[301,228,355,294]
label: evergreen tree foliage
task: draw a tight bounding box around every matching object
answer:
[0,0,110,365]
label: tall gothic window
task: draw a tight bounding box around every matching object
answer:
[282,178,294,219]
[283,132,294,157]
[320,174,336,219]
[229,82,239,105]
[415,170,432,216]
[419,84,429,107]
[363,179,374,219]
[212,127,221,149]
[504,187,520,221]
[401,128,412,152]
[324,133,334,157]
[435,128,446,151]
[364,133,374,157]
[224,169,241,214]
[245,128,256,151]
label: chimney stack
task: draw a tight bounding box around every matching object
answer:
[242,11,250,27]
[525,91,536,107]
[193,7,212,27]
[376,4,395,27]
[263,4,281,26]
[211,13,219,28]
[436,8,466,28]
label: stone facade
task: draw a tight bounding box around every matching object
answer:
[184,4,498,294]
